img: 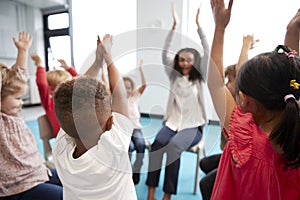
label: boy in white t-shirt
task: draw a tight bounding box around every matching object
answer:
[52,34,137,200]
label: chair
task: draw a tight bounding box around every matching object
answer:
[145,139,151,151]
[185,126,206,195]
[37,114,55,168]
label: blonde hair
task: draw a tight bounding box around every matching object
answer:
[46,70,72,88]
[1,65,27,98]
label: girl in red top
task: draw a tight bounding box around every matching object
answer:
[31,54,78,137]
[208,0,300,199]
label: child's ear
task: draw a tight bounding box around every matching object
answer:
[238,91,247,108]
[105,115,113,131]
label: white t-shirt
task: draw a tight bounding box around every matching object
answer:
[53,112,137,200]
[128,91,142,129]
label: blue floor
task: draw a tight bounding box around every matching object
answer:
[26,116,222,200]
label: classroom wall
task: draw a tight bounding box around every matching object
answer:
[0,0,45,105]
[3,0,300,122]
[71,0,219,121]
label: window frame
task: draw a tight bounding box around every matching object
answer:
[42,7,73,71]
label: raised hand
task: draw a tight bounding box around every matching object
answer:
[211,0,234,30]
[101,34,113,65]
[138,58,146,94]
[57,59,70,70]
[13,32,33,52]
[139,59,143,68]
[172,1,179,30]
[31,53,43,67]
[84,35,106,77]
[243,34,259,50]
[14,32,33,69]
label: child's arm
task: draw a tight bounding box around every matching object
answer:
[137,59,146,94]
[13,32,33,71]
[84,36,104,78]
[102,34,128,117]
[31,53,51,109]
[58,59,78,77]
[284,9,300,55]
[208,0,236,131]
[101,67,111,96]
[31,53,43,67]
[236,35,258,75]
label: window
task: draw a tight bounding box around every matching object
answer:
[43,9,72,71]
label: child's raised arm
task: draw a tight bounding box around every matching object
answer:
[13,32,33,70]
[58,59,71,70]
[84,36,104,78]
[284,9,300,55]
[208,0,235,131]
[31,53,43,67]
[102,34,128,117]
[236,34,259,74]
[138,59,146,94]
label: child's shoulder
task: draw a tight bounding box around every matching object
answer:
[112,112,133,132]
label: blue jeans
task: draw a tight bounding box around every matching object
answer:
[129,129,146,173]
[1,169,62,200]
[146,125,202,194]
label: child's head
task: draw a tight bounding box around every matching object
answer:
[46,70,72,96]
[236,50,300,166]
[123,77,135,97]
[54,76,112,141]
[173,48,203,81]
[1,65,28,116]
[236,52,300,111]
[225,64,236,96]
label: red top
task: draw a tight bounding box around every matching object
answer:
[211,106,300,200]
[36,67,78,137]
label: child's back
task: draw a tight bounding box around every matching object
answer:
[53,34,137,200]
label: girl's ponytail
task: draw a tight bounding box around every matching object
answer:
[270,94,300,167]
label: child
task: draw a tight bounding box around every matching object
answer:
[31,54,78,137]
[53,34,137,200]
[146,4,208,200]
[126,58,147,185]
[200,34,258,200]
[0,32,62,199]
[208,0,300,199]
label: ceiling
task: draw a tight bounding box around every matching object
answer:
[13,0,67,9]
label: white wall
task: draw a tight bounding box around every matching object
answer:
[71,0,300,121]
[71,0,137,75]
[0,0,45,104]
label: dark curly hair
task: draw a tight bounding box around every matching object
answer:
[54,76,111,139]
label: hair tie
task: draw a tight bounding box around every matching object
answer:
[284,50,297,58]
[290,79,300,89]
[284,94,295,103]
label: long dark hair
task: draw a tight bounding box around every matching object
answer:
[171,48,203,82]
[236,49,300,167]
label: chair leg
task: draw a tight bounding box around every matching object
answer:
[194,151,201,195]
